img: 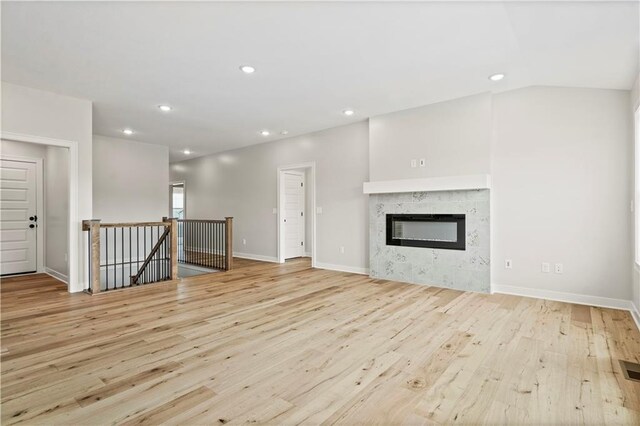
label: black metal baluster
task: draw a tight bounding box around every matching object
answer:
[105,228,109,290]
[128,227,132,287]
[136,226,140,283]
[121,227,124,288]
[113,228,117,290]
[156,226,159,282]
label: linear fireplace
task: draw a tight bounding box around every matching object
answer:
[386,214,465,250]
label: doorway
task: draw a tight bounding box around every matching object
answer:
[0,158,40,275]
[282,170,305,259]
[169,182,186,219]
[277,162,316,266]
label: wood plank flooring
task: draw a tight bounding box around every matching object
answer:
[2,258,639,425]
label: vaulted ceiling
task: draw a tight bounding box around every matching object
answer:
[2,1,638,161]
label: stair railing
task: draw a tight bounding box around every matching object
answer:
[82,217,178,294]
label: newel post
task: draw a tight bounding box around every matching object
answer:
[165,217,178,280]
[225,217,233,271]
[82,219,101,294]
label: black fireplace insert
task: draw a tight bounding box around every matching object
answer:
[386,214,466,250]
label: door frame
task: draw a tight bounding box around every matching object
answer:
[169,181,186,219]
[0,155,44,274]
[281,170,305,260]
[277,162,316,266]
[1,132,79,292]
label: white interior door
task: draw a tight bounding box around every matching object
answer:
[0,159,38,275]
[283,171,305,259]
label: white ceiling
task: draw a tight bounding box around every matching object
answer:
[2,1,638,162]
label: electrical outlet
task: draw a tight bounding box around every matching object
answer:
[410,159,417,168]
[242,238,247,245]
[541,262,550,273]
[419,158,426,167]
[505,259,512,269]
[339,246,345,254]
[555,263,563,274]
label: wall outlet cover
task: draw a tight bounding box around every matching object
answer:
[541,262,550,273]
[410,159,417,168]
[505,259,512,269]
[555,263,563,274]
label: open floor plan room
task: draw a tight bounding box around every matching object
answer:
[1,1,640,424]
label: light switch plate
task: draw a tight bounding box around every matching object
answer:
[419,158,426,167]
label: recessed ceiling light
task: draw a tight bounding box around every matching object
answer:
[240,65,256,74]
[343,109,355,116]
[281,130,289,135]
[123,129,134,135]
[489,73,505,81]
[158,105,172,112]
[183,149,191,155]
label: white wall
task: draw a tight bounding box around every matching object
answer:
[492,87,632,301]
[1,139,48,158]
[369,93,492,181]
[93,135,169,222]
[45,145,69,278]
[632,72,640,315]
[1,82,91,292]
[170,122,369,271]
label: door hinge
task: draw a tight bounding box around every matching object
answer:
[301,241,304,246]
[301,211,303,217]
[301,182,303,187]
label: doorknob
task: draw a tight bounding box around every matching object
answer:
[29,215,37,222]
[29,224,35,229]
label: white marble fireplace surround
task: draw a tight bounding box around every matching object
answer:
[368,187,490,293]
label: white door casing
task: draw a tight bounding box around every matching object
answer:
[0,159,38,275]
[283,171,305,259]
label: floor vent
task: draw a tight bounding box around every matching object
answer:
[619,360,640,382]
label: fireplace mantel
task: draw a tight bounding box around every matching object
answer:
[363,174,490,195]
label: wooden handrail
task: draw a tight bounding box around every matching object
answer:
[177,219,226,224]
[99,221,169,228]
[130,225,171,284]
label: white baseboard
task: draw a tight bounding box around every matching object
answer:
[492,284,640,331]
[631,302,640,332]
[313,262,369,275]
[304,252,312,258]
[233,251,279,263]
[45,267,69,284]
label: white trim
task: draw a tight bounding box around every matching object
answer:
[45,267,68,284]
[1,132,81,293]
[233,251,279,263]
[363,174,491,195]
[631,302,640,332]
[313,261,369,275]
[0,155,45,274]
[277,162,316,267]
[304,252,312,257]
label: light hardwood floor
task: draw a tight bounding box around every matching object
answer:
[2,258,639,425]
